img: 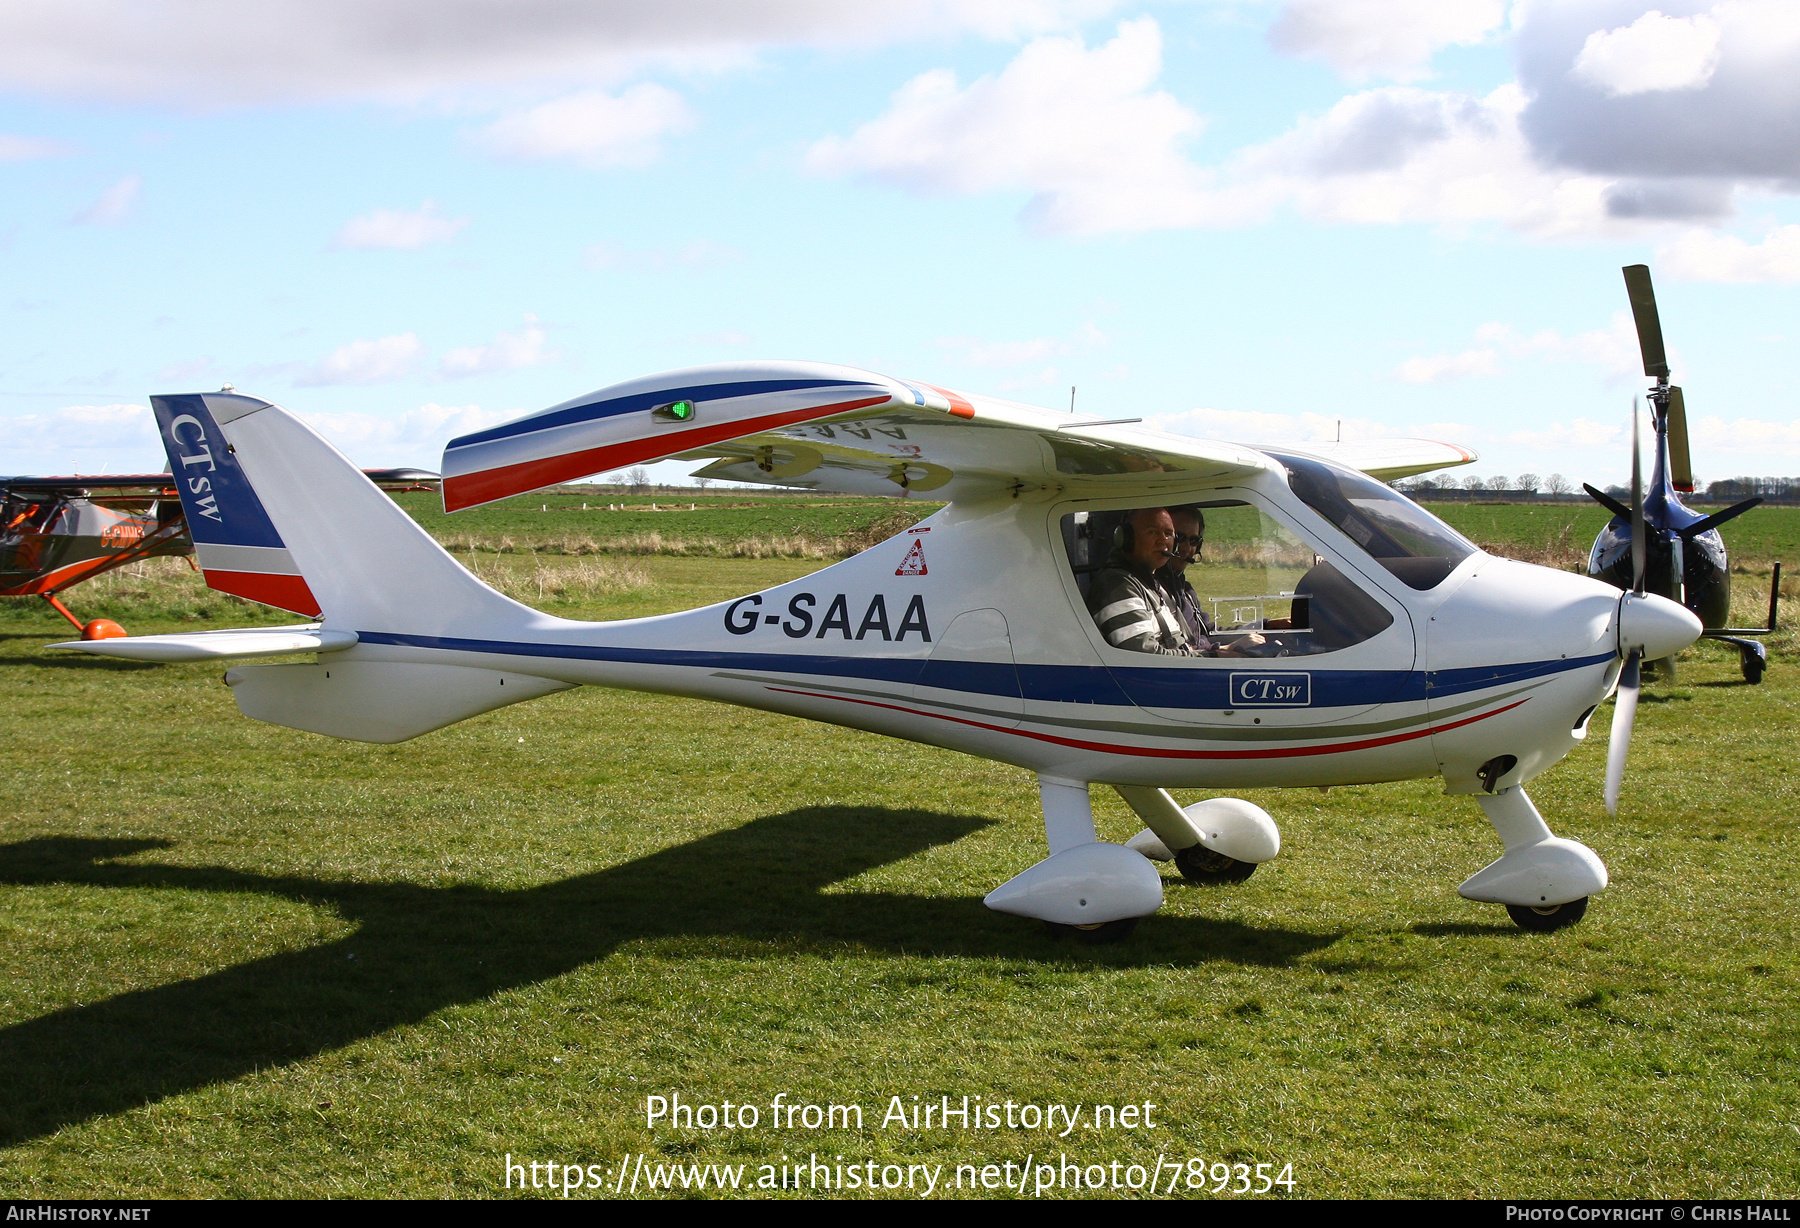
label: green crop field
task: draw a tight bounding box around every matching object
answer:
[2,550,1797,1200]
[392,490,940,554]
[1424,501,1800,572]
[389,488,1800,578]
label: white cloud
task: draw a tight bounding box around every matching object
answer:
[811,28,1644,239]
[1269,0,1508,82]
[1658,224,1800,282]
[1572,9,1722,97]
[583,238,741,271]
[0,398,519,473]
[296,333,424,386]
[298,402,515,465]
[1395,347,1502,384]
[934,321,1105,368]
[439,314,555,377]
[1688,414,1800,456]
[0,402,157,460]
[332,201,468,250]
[1504,417,1627,450]
[0,2,1124,108]
[1147,406,1475,445]
[1519,1,1800,181]
[0,133,74,160]
[474,84,693,168]
[1228,83,1622,237]
[1395,311,1645,384]
[70,174,140,226]
[808,19,1221,235]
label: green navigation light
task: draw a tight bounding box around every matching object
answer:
[653,399,696,422]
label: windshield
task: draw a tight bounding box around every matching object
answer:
[1269,451,1476,590]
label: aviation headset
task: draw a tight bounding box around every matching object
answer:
[1113,507,1205,556]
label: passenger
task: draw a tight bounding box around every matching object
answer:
[1157,505,1271,658]
[1088,508,1196,654]
[1158,505,1213,648]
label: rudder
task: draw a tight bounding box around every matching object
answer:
[151,392,541,635]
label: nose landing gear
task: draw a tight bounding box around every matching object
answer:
[1506,898,1589,932]
[1460,786,1608,931]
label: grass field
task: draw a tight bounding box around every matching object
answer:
[2,543,1798,1199]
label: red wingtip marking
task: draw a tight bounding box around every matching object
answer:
[921,382,975,419]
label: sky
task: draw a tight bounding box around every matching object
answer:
[3,0,1799,492]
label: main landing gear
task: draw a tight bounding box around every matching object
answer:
[1173,844,1258,885]
[982,778,1282,941]
[1460,786,1607,932]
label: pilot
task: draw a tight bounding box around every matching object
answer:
[1157,504,1270,658]
[1088,507,1194,654]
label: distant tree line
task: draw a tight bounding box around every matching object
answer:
[1706,476,1800,501]
[1394,474,1574,497]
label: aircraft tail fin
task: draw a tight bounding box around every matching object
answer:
[150,392,541,635]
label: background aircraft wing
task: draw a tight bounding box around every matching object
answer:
[441,361,1272,509]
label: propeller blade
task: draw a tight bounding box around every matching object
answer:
[1667,386,1694,493]
[1631,401,1646,594]
[1583,482,1633,519]
[1605,650,1641,817]
[1679,495,1764,540]
[1623,264,1670,379]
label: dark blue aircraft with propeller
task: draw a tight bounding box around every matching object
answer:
[1583,264,1780,685]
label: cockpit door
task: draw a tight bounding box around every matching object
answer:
[1058,495,1418,728]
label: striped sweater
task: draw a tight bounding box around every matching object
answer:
[1086,562,1196,655]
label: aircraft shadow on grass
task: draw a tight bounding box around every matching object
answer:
[0,811,1336,1146]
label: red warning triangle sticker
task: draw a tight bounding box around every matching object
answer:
[895,538,927,576]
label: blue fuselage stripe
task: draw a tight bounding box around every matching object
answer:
[354,631,1614,710]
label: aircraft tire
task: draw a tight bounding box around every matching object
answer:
[1051,918,1140,944]
[1505,897,1588,932]
[1742,652,1766,685]
[1174,844,1257,885]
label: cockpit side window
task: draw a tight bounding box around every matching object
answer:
[1268,451,1476,591]
[1061,500,1393,659]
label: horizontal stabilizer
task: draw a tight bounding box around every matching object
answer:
[224,660,574,743]
[51,624,358,662]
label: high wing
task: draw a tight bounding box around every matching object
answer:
[440,362,1272,508]
[439,361,1477,508]
[1268,438,1478,483]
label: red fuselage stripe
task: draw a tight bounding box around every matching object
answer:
[764,686,1529,759]
[443,394,894,511]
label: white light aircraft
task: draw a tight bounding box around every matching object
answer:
[57,364,1702,939]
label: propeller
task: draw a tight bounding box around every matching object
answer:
[1666,385,1694,493]
[1622,264,1695,493]
[1607,402,1646,818]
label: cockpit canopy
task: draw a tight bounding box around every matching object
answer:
[1269,450,1476,590]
